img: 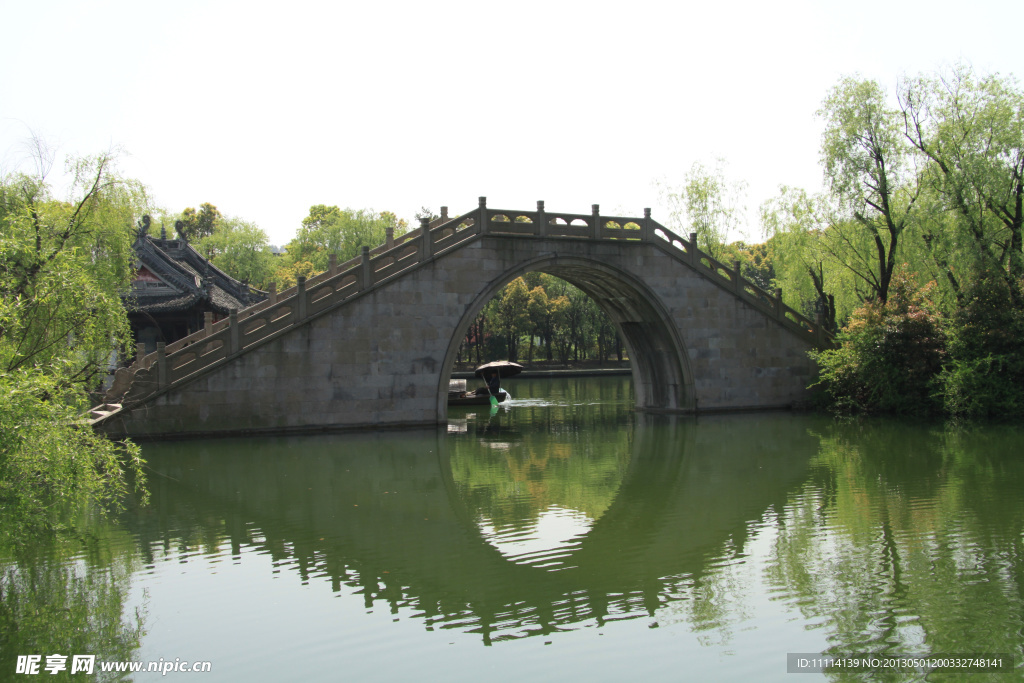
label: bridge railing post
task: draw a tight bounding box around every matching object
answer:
[386,226,395,249]
[156,342,166,388]
[592,204,601,239]
[642,208,652,242]
[733,260,743,293]
[229,309,240,353]
[775,287,783,317]
[478,196,488,234]
[420,216,432,259]
[537,200,547,237]
[268,282,277,305]
[296,277,307,320]
[328,253,338,276]
[135,342,146,364]
[689,232,699,266]
[360,247,371,289]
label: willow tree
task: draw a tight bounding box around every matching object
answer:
[657,159,747,259]
[900,65,1024,304]
[762,187,850,330]
[1,153,143,381]
[818,77,923,304]
[0,150,147,536]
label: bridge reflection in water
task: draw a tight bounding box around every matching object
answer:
[128,405,818,646]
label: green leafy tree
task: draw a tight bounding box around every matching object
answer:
[0,150,147,537]
[273,259,318,290]
[818,77,923,304]
[900,65,1024,304]
[495,277,531,363]
[196,217,276,288]
[761,187,850,329]
[658,159,748,259]
[176,202,221,241]
[1,153,141,382]
[288,205,407,270]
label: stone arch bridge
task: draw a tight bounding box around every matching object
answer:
[95,199,830,438]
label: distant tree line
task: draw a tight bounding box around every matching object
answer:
[456,273,624,367]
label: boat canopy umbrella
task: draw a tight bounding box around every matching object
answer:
[474,361,524,378]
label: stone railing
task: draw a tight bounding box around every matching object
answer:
[89,198,832,425]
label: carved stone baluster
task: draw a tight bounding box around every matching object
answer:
[361,246,371,289]
[420,216,432,259]
[296,277,307,320]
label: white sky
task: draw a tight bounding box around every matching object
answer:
[2,0,1021,247]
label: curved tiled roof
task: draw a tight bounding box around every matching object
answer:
[125,231,265,315]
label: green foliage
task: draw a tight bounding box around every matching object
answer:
[0,369,146,541]
[939,276,1024,417]
[176,202,221,241]
[657,159,747,259]
[718,240,775,291]
[457,274,619,367]
[495,278,530,362]
[196,217,276,288]
[272,259,318,289]
[0,155,144,382]
[286,205,408,270]
[0,150,148,541]
[811,271,945,415]
[761,187,861,328]
[817,76,922,304]
[900,65,1024,302]
[0,519,145,678]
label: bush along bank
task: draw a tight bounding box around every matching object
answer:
[811,270,1024,419]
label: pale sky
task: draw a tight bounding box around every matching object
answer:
[2,0,1021,246]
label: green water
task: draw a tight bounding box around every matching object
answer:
[3,377,1023,681]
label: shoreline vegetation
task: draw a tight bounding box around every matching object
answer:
[2,62,1023,544]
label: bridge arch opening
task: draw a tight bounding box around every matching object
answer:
[438,255,695,421]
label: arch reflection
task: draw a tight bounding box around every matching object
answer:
[129,410,817,644]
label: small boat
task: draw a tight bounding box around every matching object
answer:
[446,362,521,406]
[447,390,509,406]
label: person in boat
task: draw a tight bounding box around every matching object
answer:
[474,370,501,396]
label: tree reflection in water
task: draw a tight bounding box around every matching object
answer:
[765,419,1024,664]
[103,396,1024,669]
[0,517,145,679]
[127,410,818,645]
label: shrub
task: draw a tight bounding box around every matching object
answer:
[939,276,1024,418]
[811,271,945,415]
